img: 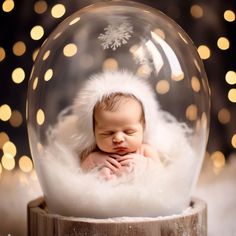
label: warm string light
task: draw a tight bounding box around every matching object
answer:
[156,80,170,94]
[34,0,48,14]
[9,110,23,127]
[217,37,230,50]
[12,41,26,56]
[44,68,53,81]
[19,155,33,173]
[32,48,40,61]
[0,47,6,62]
[30,25,44,41]
[186,104,198,121]
[210,151,225,174]
[190,4,203,18]
[1,155,15,170]
[51,4,66,19]
[0,132,9,149]
[63,43,78,57]
[218,108,231,124]
[0,104,12,121]
[197,45,211,60]
[36,109,45,125]
[1,140,17,171]
[228,88,236,103]
[225,71,236,85]
[224,10,235,22]
[11,67,25,84]
[232,134,236,149]
[102,58,118,71]
[2,0,15,12]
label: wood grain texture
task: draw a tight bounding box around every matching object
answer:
[28,197,207,236]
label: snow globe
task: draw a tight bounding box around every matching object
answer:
[27,1,210,235]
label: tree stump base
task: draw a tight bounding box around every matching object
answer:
[27,197,207,236]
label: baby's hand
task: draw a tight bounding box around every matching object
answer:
[80,151,121,173]
[113,153,150,175]
[110,153,137,175]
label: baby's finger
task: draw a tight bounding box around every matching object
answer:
[104,161,120,172]
[119,159,133,166]
[116,155,133,162]
[107,158,122,169]
[109,154,121,159]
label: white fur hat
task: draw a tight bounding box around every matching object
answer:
[72,70,161,156]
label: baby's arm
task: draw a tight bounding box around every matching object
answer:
[140,144,159,159]
[141,144,171,166]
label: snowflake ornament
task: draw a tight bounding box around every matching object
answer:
[98,21,133,51]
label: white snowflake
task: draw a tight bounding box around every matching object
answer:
[98,21,133,51]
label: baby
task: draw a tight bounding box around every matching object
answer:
[80,92,161,180]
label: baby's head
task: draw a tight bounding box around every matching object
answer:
[93,93,145,155]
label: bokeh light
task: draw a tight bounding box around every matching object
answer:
[32,48,40,61]
[0,132,9,149]
[0,47,6,62]
[156,80,170,94]
[36,109,45,125]
[34,0,48,14]
[197,45,211,60]
[1,155,15,170]
[210,151,225,174]
[0,104,12,121]
[190,4,203,18]
[186,104,198,121]
[225,71,236,85]
[9,110,23,127]
[102,58,118,71]
[19,155,33,173]
[232,134,236,149]
[32,77,39,90]
[51,4,66,18]
[217,37,230,50]
[30,25,44,40]
[11,67,25,84]
[44,69,53,81]
[224,10,235,22]
[43,50,50,61]
[2,0,14,12]
[228,88,236,103]
[3,141,17,158]
[63,43,78,57]
[191,76,201,92]
[13,41,26,56]
[218,108,231,124]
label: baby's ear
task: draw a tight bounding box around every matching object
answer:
[142,117,146,129]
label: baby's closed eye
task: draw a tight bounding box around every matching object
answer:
[124,129,136,135]
[100,131,114,136]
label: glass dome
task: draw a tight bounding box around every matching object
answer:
[27,1,210,218]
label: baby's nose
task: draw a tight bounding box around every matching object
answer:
[112,132,125,144]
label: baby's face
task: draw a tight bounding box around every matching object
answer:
[94,98,144,155]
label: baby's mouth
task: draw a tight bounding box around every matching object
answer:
[114,147,127,152]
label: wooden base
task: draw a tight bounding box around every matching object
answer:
[27,197,207,236]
